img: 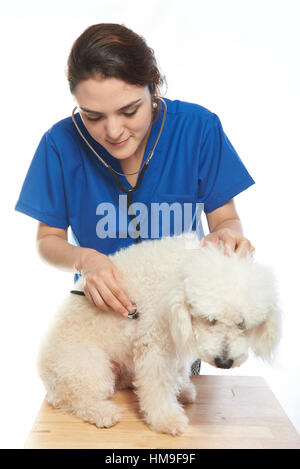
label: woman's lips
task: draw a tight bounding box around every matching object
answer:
[108,136,130,147]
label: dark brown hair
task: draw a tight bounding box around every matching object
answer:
[67,23,166,102]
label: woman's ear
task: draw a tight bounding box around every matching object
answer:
[168,285,193,351]
[249,305,281,361]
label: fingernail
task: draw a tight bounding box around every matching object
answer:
[127,305,137,313]
[128,311,139,319]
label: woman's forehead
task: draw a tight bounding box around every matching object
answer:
[74,77,148,113]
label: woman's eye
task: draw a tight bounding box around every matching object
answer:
[123,108,138,117]
[86,115,102,122]
[85,108,138,122]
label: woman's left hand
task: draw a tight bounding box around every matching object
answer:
[200,228,255,258]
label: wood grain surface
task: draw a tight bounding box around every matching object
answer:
[24,375,300,449]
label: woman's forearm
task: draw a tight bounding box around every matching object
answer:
[36,235,96,273]
[36,235,136,315]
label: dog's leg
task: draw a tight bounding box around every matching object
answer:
[133,340,188,435]
[179,381,197,404]
[115,363,134,390]
[177,362,197,404]
[38,342,122,428]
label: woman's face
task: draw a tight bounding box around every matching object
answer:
[74,76,154,161]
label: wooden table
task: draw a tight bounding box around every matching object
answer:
[24,375,300,449]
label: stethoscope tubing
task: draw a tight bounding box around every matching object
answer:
[72,96,167,243]
[106,161,149,194]
[72,97,167,195]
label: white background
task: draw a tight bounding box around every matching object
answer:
[1,0,299,448]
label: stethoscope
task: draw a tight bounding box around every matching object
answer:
[72,96,167,243]
[70,97,167,313]
[71,96,167,195]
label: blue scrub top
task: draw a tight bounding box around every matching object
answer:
[15,97,255,280]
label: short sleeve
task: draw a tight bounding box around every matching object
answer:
[15,132,69,228]
[198,113,255,213]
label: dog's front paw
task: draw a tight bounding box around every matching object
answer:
[147,408,188,436]
[94,402,122,428]
[75,401,122,428]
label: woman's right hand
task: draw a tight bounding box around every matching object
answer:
[75,248,136,318]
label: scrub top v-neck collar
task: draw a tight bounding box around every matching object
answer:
[73,102,166,195]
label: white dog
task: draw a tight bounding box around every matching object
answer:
[37,233,281,435]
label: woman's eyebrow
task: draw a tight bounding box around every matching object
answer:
[80,98,142,115]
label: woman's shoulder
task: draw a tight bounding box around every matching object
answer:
[38,115,80,155]
[162,97,220,138]
[46,115,76,141]
[163,97,216,120]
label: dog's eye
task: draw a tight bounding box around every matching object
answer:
[237,320,246,330]
[209,319,217,326]
[202,317,217,326]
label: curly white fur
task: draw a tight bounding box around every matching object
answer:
[37,233,281,435]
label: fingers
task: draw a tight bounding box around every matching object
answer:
[235,239,255,258]
[106,279,136,317]
[201,232,236,256]
[200,233,218,248]
[201,230,255,258]
[84,288,98,308]
[79,251,136,317]
[84,276,135,318]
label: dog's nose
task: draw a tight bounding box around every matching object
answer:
[214,357,234,369]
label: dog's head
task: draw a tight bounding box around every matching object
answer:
[168,242,281,369]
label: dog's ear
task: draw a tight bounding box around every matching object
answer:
[168,285,193,350]
[249,305,281,361]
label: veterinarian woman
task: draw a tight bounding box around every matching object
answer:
[15,24,255,373]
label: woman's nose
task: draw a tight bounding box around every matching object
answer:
[105,117,124,142]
